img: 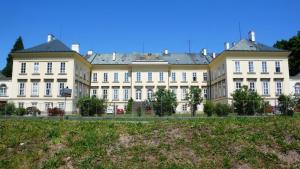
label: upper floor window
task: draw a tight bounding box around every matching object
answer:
[31,82,39,96]
[262,81,269,95]
[59,82,64,96]
[114,73,118,82]
[235,81,242,90]
[147,89,153,100]
[92,73,97,82]
[203,72,208,81]
[113,89,119,100]
[21,63,26,74]
[136,72,141,82]
[0,84,7,96]
[235,61,240,73]
[60,62,65,73]
[18,82,25,96]
[203,88,208,99]
[148,72,152,82]
[47,62,52,74]
[249,81,256,92]
[182,72,187,82]
[275,81,282,96]
[103,73,108,82]
[45,82,52,96]
[295,83,300,96]
[124,88,129,101]
[159,72,164,82]
[34,62,39,73]
[192,72,197,81]
[275,61,281,73]
[92,89,97,97]
[248,61,254,73]
[102,89,108,100]
[171,72,176,81]
[262,61,267,73]
[124,72,129,82]
[136,89,142,101]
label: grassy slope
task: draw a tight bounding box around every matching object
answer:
[0,115,300,169]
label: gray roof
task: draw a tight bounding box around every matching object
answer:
[228,39,284,52]
[90,52,212,65]
[15,40,72,53]
[0,73,11,80]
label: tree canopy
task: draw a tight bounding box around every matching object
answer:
[2,36,24,77]
[152,89,177,116]
[187,87,203,116]
[274,31,300,76]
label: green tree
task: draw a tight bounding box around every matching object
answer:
[2,37,24,77]
[125,97,133,114]
[152,89,177,116]
[203,101,214,117]
[187,87,203,116]
[274,31,300,76]
[278,94,296,116]
[231,86,264,115]
[77,96,106,116]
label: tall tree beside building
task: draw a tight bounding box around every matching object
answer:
[273,31,300,76]
[2,36,24,77]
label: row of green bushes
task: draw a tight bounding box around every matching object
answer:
[203,101,232,117]
[0,103,41,116]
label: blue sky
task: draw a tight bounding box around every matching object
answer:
[0,0,299,68]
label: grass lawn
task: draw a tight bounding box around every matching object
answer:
[0,114,300,169]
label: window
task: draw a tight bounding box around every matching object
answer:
[92,89,97,97]
[21,62,26,73]
[295,83,300,95]
[92,73,97,82]
[171,72,176,81]
[18,102,24,108]
[136,72,141,82]
[59,83,64,96]
[147,89,153,100]
[182,72,187,82]
[203,88,208,99]
[275,61,281,73]
[19,82,25,96]
[248,61,254,73]
[235,81,242,90]
[47,62,52,74]
[262,61,267,73]
[45,82,52,96]
[262,81,269,95]
[60,62,65,73]
[114,73,118,82]
[136,89,142,101]
[235,61,240,73]
[170,88,176,95]
[203,72,208,81]
[103,89,108,100]
[113,89,119,100]
[192,72,197,81]
[0,85,7,96]
[159,72,164,82]
[45,102,53,111]
[148,72,152,82]
[31,82,39,96]
[31,102,37,108]
[34,62,39,73]
[181,88,187,100]
[275,81,282,96]
[104,73,108,82]
[124,89,129,101]
[182,104,187,111]
[58,102,65,110]
[249,81,255,92]
[124,72,129,82]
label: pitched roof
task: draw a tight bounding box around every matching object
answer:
[90,52,212,65]
[228,39,284,52]
[15,39,72,53]
[0,72,11,80]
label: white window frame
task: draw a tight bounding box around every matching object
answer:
[181,88,187,100]
[124,72,129,82]
[60,62,65,73]
[147,89,153,100]
[21,62,26,74]
[203,72,208,81]
[47,62,52,74]
[148,72,152,82]
[58,82,65,96]
[262,61,267,73]
[159,72,164,82]
[262,81,269,95]
[275,61,281,73]
[34,62,39,73]
[235,81,242,90]
[92,89,97,97]
[103,89,108,100]
[103,73,108,82]
[31,82,39,96]
[182,72,187,82]
[124,88,129,101]
[45,82,52,96]
[136,89,142,101]
[114,73,118,82]
[113,89,119,100]
[248,81,256,92]
[136,72,141,82]
[235,61,240,73]
[92,73,97,82]
[58,102,65,110]
[19,82,25,96]
[192,72,197,81]
[171,72,176,81]
[248,61,254,73]
[275,81,283,96]
[0,85,7,96]
[295,83,300,95]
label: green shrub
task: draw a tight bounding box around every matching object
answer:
[152,89,177,116]
[77,96,107,116]
[3,103,16,115]
[15,108,26,116]
[278,94,296,116]
[215,103,232,116]
[25,107,41,116]
[203,101,214,117]
[137,106,142,117]
[126,97,133,114]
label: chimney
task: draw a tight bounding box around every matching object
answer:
[47,34,55,42]
[212,52,216,58]
[71,43,80,53]
[112,52,116,61]
[224,42,230,50]
[163,49,169,55]
[249,31,255,42]
[202,48,207,56]
[87,50,93,56]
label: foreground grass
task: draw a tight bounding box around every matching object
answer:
[0,115,300,169]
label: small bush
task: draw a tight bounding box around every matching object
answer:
[215,103,232,117]
[15,108,26,116]
[203,101,214,117]
[77,96,106,116]
[48,107,65,116]
[126,97,133,114]
[278,94,296,116]
[137,107,142,117]
[3,103,16,115]
[26,107,41,116]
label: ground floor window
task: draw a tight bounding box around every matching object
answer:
[45,102,53,111]
[182,104,187,112]
[58,102,65,110]
[31,102,37,107]
[18,102,24,108]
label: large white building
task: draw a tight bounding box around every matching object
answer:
[0,31,297,115]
